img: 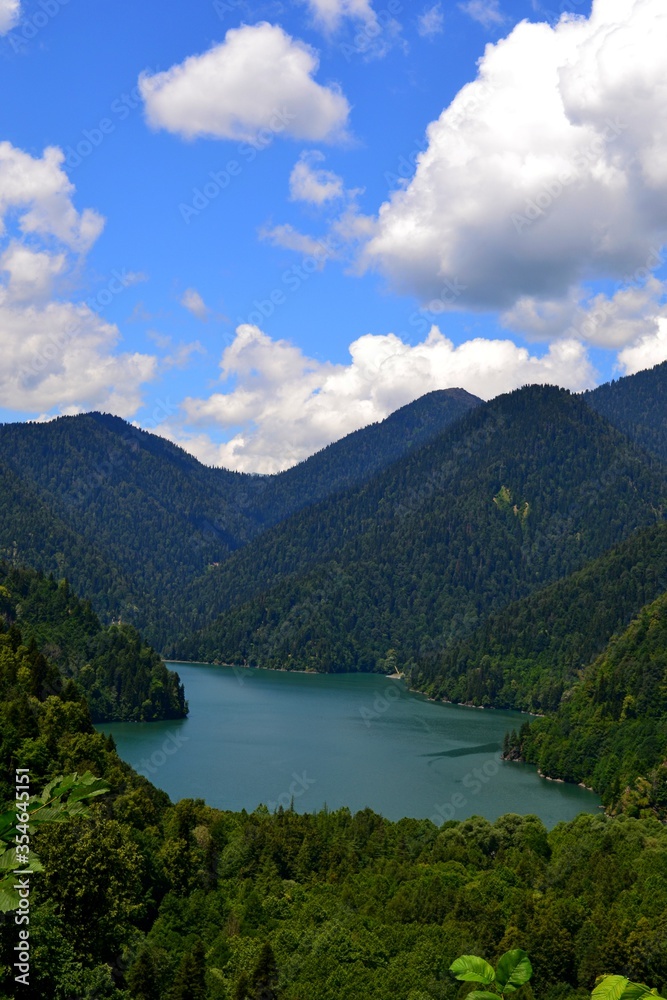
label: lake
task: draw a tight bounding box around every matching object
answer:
[99,663,600,828]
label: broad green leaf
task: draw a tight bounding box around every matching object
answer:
[496,950,533,991]
[620,985,653,1000]
[0,810,17,841]
[0,878,20,913]
[0,848,43,873]
[593,976,630,1000]
[67,777,110,804]
[467,991,501,1000]
[450,956,496,985]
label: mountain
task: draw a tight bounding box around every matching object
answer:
[0,389,479,645]
[0,563,186,722]
[0,452,136,618]
[511,588,667,820]
[411,520,667,713]
[585,360,667,463]
[2,602,665,997]
[175,385,667,670]
[255,387,482,524]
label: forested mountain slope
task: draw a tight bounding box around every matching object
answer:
[0,563,186,721]
[411,520,667,712]
[255,387,481,524]
[510,588,667,820]
[1,598,667,998]
[0,454,136,618]
[0,414,259,637]
[175,385,667,669]
[0,390,478,644]
[585,360,667,464]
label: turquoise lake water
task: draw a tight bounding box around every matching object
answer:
[99,663,601,828]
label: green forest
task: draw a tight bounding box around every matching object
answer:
[0,564,186,723]
[175,385,667,669]
[1,365,667,996]
[1,600,667,998]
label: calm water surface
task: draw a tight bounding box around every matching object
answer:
[99,663,600,828]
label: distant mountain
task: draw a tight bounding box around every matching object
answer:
[511,588,667,820]
[411,520,667,713]
[585,360,667,464]
[255,388,482,525]
[0,389,479,644]
[0,452,135,618]
[175,385,667,670]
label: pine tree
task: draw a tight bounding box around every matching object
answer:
[235,972,251,1000]
[251,942,279,1000]
[127,949,161,1000]
[171,940,208,1000]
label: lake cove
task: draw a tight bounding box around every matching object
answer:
[99,663,600,828]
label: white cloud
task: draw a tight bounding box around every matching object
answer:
[0,243,66,305]
[418,4,444,37]
[618,318,667,375]
[0,299,157,416]
[0,142,104,252]
[459,0,506,28]
[0,141,157,418]
[504,274,667,348]
[290,150,344,204]
[169,323,596,473]
[363,0,667,312]
[180,287,210,321]
[139,23,350,143]
[304,0,377,32]
[259,223,336,259]
[0,0,20,35]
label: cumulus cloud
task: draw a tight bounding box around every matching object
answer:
[0,300,157,416]
[459,0,505,28]
[180,287,210,321]
[170,323,596,472]
[290,150,344,204]
[0,0,20,35]
[0,243,66,305]
[139,23,350,143]
[504,272,667,348]
[304,0,377,32]
[363,0,667,312]
[259,223,334,258]
[0,141,157,417]
[418,4,444,37]
[618,318,667,375]
[0,142,104,252]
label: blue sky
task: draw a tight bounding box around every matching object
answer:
[1,0,665,471]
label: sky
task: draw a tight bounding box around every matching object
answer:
[0,0,666,472]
